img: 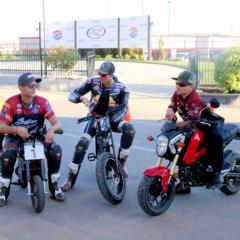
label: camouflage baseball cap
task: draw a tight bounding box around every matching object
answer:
[171,71,196,85]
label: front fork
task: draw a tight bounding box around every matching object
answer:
[157,146,184,187]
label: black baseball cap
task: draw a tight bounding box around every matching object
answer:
[98,61,115,75]
[18,72,42,86]
[171,71,196,85]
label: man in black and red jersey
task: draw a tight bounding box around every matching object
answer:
[0,72,66,207]
[165,71,223,193]
[61,61,136,192]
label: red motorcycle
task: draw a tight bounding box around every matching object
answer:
[137,99,240,216]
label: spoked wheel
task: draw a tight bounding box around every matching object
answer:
[30,175,45,213]
[96,152,126,204]
[220,164,240,195]
[137,176,175,216]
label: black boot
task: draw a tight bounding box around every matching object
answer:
[175,182,191,194]
[52,182,67,201]
[0,186,7,207]
[213,172,223,188]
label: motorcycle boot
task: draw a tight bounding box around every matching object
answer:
[60,162,79,192]
[118,148,130,178]
[213,172,223,188]
[50,173,66,201]
[0,176,10,207]
[175,182,191,194]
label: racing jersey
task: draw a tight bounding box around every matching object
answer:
[69,75,131,122]
[0,94,55,132]
[168,89,204,121]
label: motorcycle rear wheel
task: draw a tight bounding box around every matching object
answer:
[96,152,126,204]
[31,175,45,213]
[220,164,240,195]
[137,176,175,216]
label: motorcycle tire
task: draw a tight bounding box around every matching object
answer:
[220,163,240,195]
[96,152,126,204]
[30,175,45,213]
[137,176,175,216]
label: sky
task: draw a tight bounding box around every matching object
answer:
[0,0,239,42]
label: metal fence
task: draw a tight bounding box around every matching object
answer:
[188,48,225,87]
[0,50,95,79]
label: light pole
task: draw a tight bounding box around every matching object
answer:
[42,0,46,51]
[168,0,171,35]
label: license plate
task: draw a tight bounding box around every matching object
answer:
[24,142,45,160]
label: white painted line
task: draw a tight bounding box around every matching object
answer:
[62,133,155,152]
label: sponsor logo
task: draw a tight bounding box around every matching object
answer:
[14,117,38,129]
[87,25,106,39]
[32,105,39,114]
[52,30,63,40]
[129,26,138,38]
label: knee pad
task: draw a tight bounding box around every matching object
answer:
[50,172,60,184]
[0,176,10,188]
[48,144,62,161]
[69,162,79,175]
[75,137,91,154]
[0,149,17,170]
[122,123,136,138]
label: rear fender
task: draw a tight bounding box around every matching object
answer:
[144,166,170,192]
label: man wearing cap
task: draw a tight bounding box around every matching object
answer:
[61,61,136,192]
[0,72,66,206]
[165,70,223,193]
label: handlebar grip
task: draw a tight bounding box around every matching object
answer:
[54,129,64,134]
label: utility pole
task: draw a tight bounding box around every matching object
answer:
[42,0,46,51]
[168,0,171,35]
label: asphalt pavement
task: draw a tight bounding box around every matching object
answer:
[0,62,240,240]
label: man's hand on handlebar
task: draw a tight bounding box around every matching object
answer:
[165,108,177,121]
[80,96,90,107]
[45,128,55,144]
[16,127,30,140]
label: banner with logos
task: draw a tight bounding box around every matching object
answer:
[120,16,149,48]
[77,18,118,49]
[43,21,75,49]
[42,16,149,49]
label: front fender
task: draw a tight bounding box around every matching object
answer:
[144,166,170,192]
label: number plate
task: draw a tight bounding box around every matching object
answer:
[24,142,45,160]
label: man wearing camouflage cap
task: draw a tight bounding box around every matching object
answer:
[165,70,223,193]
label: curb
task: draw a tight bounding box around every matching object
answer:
[200,92,240,106]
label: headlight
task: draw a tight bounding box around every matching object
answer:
[156,135,168,156]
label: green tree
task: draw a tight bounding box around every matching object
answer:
[215,47,240,93]
[45,47,79,76]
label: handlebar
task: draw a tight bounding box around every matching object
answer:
[77,104,126,124]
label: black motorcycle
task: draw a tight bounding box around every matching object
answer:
[10,126,63,213]
[76,106,126,204]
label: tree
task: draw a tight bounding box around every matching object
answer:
[45,47,79,76]
[214,47,240,93]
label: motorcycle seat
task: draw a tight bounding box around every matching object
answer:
[223,124,239,144]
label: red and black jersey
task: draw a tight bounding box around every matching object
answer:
[168,90,204,121]
[0,94,55,132]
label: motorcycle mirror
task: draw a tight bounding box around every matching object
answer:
[147,136,154,141]
[210,98,220,108]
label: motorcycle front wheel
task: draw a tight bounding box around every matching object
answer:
[31,175,45,213]
[96,152,126,204]
[137,176,175,216]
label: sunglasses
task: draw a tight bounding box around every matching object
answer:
[98,73,108,78]
[26,83,39,89]
[176,81,191,87]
